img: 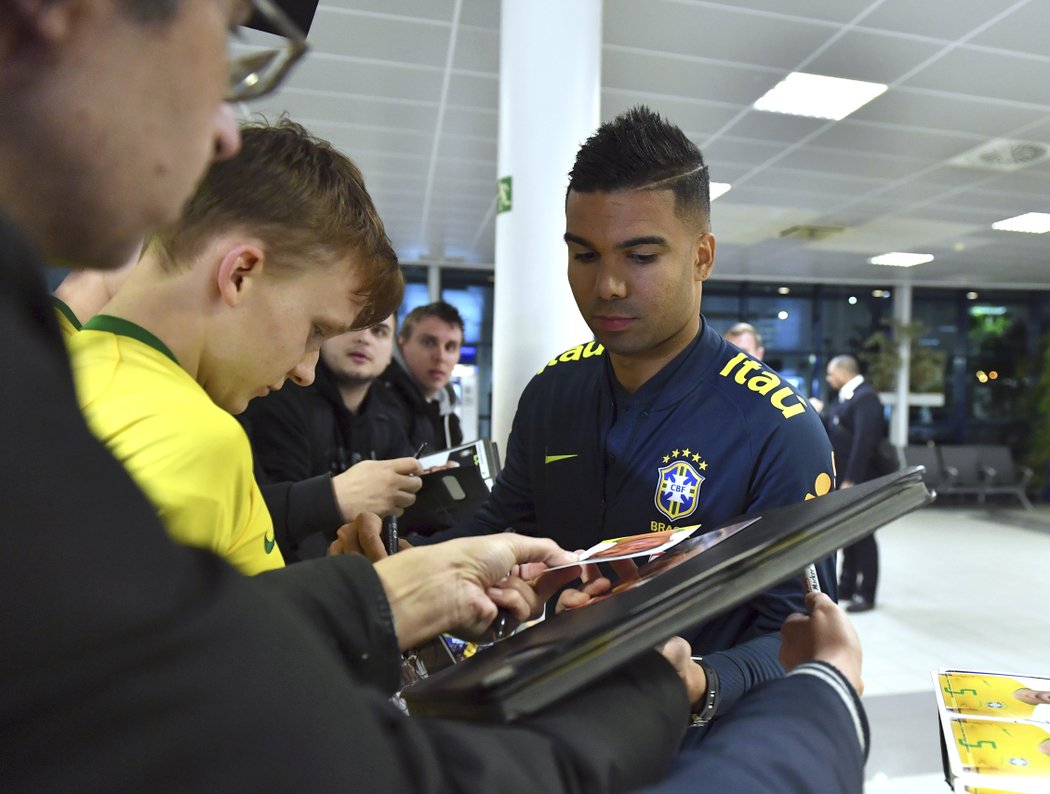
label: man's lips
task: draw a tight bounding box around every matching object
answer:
[348,351,371,363]
[593,315,634,332]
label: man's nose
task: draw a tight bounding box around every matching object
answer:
[289,349,320,387]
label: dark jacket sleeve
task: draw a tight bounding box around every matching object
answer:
[4,217,700,794]
[843,388,885,484]
[241,387,344,556]
[640,661,868,793]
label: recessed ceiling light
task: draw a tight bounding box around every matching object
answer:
[777,310,789,320]
[991,212,1050,233]
[868,252,934,268]
[710,182,731,201]
[966,291,979,300]
[777,286,790,295]
[848,296,858,305]
[753,72,887,121]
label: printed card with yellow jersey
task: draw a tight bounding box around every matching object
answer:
[935,669,1050,793]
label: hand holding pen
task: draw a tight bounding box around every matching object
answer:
[381,442,428,557]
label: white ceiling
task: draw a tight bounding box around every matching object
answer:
[243,0,1050,289]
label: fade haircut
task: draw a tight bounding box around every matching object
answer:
[567,105,710,229]
[399,301,465,342]
[146,118,402,329]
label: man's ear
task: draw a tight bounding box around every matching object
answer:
[694,232,716,281]
[215,244,266,307]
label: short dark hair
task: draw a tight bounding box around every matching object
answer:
[567,106,710,228]
[399,301,465,341]
[147,118,402,329]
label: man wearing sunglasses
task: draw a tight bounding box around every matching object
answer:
[0,2,867,791]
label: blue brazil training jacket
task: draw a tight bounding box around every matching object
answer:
[429,317,837,715]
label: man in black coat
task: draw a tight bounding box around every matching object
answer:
[242,314,422,560]
[821,355,887,612]
[381,301,466,451]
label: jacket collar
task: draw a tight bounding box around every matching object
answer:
[600,315,725,412]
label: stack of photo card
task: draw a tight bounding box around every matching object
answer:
[934,669,1050,793]
[404,467,932,721]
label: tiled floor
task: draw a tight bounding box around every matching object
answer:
[854,503,1050,793]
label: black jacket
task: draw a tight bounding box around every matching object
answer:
[241,358,414,560]
[379,358,464,452]
[824,380,886,484]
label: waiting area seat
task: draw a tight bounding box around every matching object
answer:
[901,442,1033,510]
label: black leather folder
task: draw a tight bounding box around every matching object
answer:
[403,467,933,721]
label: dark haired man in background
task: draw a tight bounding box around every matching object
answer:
[402,106,843,742]
[381,300,466,450]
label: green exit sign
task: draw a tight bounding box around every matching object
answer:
[497,176,512,214]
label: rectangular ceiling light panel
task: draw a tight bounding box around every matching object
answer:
[753,72,887,121]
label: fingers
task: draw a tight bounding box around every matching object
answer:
[608,557,640,582]
[335,513,386,562]
[389,456,424,475]
[656,636,706,704]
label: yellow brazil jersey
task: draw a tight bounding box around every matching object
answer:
[70,315,283,574]
[951,719,1050,777]
[941,672,1043,720]
[52,297,82,341]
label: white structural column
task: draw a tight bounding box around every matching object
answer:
[891,283,913,446]
[491,0,601,451]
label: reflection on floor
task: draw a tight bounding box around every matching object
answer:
[857,504,1050,793]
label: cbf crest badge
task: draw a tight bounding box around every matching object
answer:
[655,455,705,521]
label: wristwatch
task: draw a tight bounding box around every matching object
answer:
[688,658,719,727]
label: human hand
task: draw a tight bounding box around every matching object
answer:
[332,457,423,521]
[327,513,414,559]
[808,396,824,413]
[555,558,640,613]
[657,636,707,706]
[780,591,863,694]
[372,534,580,651]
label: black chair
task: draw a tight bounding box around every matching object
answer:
[976,445,1033,510]
[938,445,986,502]
[901,444,954,493]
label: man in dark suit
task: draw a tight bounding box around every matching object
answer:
[820,355,887,612]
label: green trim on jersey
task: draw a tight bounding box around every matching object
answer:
[83,314,179,366]
[51,296,82,332]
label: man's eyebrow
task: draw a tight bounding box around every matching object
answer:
[563,232,669,249]
[563,232,594,248]
[618,235,668,249]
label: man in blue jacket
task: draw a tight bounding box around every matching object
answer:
[399,106,839,736]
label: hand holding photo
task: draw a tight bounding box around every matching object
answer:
[540,525,703,574]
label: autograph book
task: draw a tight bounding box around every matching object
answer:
[403,467,933,721]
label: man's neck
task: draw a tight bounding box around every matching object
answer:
[609,318,700,394]
[98,261,207,378]
[336,379,372,415]
[53,271,116,326]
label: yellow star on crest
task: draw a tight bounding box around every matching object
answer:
[671,449,680,458]
[662,455,670,463]
[692,453,701,463]
[699,461,708,470]
[682,447,692,457]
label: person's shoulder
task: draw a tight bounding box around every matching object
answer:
[533,340,606,381]
[709,348,811,426]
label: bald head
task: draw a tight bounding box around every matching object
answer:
[826,355,860,391]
